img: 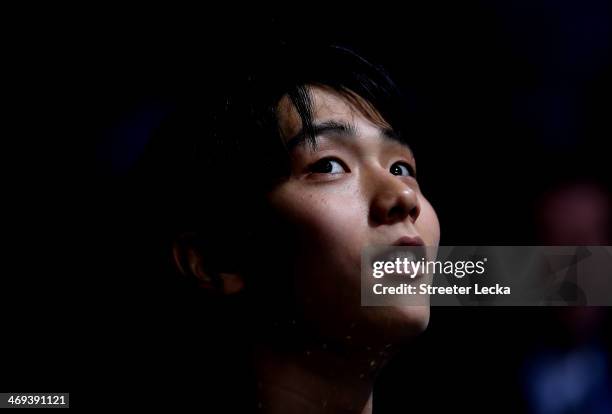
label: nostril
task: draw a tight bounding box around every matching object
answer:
[388,205,405,221]
[388,204,419,223]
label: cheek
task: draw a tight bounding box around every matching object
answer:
[269,183,367,254]
[268,183,368,308]
[268,184,368,334]
[416,195,440,247]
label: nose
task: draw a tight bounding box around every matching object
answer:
[369,174,421,226]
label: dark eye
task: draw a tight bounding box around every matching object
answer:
[390,162,415,177]
[310,158,347,174]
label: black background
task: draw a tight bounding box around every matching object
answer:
[5,2,612,412]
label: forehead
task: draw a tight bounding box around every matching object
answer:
[277,85,391,140]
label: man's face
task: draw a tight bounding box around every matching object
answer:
[266,86,440,346]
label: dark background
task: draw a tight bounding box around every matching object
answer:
[6,1,612,412]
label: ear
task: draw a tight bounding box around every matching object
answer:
[172,232,245,295]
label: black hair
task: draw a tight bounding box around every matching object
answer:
[137,43,415,280]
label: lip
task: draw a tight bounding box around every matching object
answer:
[392,236,425,247]
[369,248,425,280]
[370,236,427,280]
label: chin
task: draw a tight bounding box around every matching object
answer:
[393,305,431,335]
[385,305,430,336]
[355,305,430,346]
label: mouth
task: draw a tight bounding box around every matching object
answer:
[369,236,428,279]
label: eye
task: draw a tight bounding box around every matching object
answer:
[309,158,348,174]
[390,161,415,177]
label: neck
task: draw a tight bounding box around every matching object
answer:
[252,336,395,413]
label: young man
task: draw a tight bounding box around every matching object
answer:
[145,44,440,413]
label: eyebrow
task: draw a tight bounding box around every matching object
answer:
[285,120,410,152]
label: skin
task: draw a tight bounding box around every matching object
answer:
[251,85,440,413]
